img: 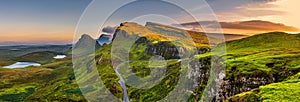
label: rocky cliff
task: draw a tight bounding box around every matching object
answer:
[97,22,300,102]
[111,22,211,60]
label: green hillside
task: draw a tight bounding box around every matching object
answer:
[225,32,300,51]
[223,32,300,77]
[0,27,299,102]
[89,23,300,101]
[0,55,85,101]
[220,32,300,101]
[14,51,62,64]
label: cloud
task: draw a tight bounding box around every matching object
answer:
[205,0,279,12]
[102,26,117,34]
[176,20,300,34]
[201,0,283,21]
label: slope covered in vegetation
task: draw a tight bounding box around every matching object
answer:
[218,32,300,101]
[0,22,299,102]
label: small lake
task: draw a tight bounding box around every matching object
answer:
[3,62,41,69]
[53,55,67,59]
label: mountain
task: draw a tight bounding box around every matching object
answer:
[97,34,112,45]
[98,25,300,101]
[1,21,299,101]
[114,22,219,47]
[73,34,101,55]
[146,22,248,41]
[111,22,249,49]
[218,32,300,101]
[74,34,100,49]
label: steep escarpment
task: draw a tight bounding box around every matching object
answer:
[93,22,215,101]
[217,32,300,101]
[112,22,211,60]
[95,43,213,101]
[96,22,300,102]
[227,72,300,102]
[219,67,300,99]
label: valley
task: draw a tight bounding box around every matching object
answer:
[0,22,299,102]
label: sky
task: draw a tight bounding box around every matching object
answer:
[0,0,91,44]
[0,0,299,44]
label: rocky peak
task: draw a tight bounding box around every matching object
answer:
[112,22,168,42]
[74,34,100,53]
[112,22,211,48]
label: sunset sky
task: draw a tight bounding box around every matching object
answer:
[0,0,299,44]
[0,0,91,44]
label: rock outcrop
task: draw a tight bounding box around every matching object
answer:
[97,34,112,46]
[218,67,300,99]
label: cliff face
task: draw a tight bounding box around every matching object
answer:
[103,22,300,101]
[103,22,215,101]
[111,22,211,60]
[215,32,300,100]
[219,68,300,99]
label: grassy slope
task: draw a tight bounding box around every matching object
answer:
[95,43,186,101]
[0,51,66,67]
[14,51,62,64]
[0,56,86,101]
[56,32,300,101]
[117,22,210,48]
[222,32,300,78]
[222,32,300,101]
[0,32,299,101]
[0,56,16,66]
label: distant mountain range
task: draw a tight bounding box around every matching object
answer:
[0,42,72,46]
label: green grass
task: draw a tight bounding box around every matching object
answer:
[85,32,300,102]
[0,55,86,101]
[0,32,299,101]
[223,32,300,102]
[14,51,62,64]
[220,32,300,78]
[224,32,300,52]
[0,87,35,101]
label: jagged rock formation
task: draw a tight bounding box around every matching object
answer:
[73,34,100,55]
[74,34,100,49]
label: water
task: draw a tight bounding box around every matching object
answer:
[115,61,130,102]
[53,55,67,59]
[3,62,41,68]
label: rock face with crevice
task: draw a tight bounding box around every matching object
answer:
[218,67,300,100]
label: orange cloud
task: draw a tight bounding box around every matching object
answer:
[177,20,300,35]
